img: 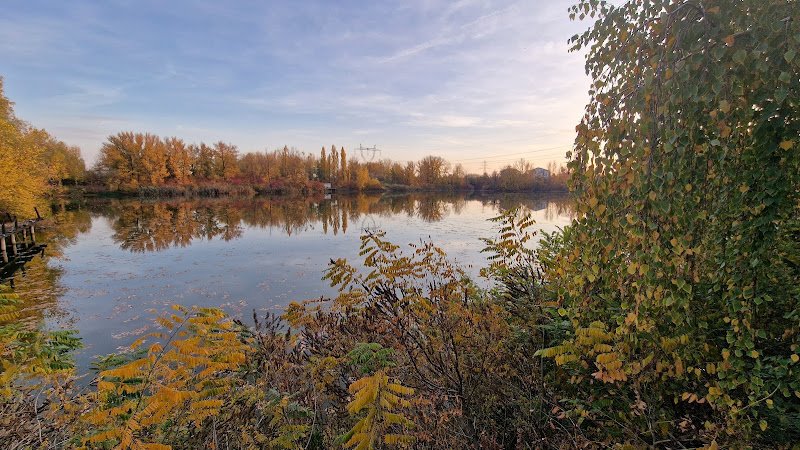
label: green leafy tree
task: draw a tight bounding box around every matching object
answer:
[537,0,800,446]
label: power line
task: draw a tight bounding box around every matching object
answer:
[383,147,571,166]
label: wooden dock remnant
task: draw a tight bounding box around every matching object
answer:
[0,209,47,284]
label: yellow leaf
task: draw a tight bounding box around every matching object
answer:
[723,35,735,47]
[142,444,172,450]
[130,337,147,350]
[779,140,794,150]
[790,354,799,363]
[759,420,767,431]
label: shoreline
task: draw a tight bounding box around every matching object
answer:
[64,183,569,199]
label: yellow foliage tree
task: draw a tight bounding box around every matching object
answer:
[0,79,48,216]
[164,137,193,184]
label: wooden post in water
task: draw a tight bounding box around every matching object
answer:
[22,227,28,246]
[1,224,7,264]
[29,223,35,244]
[9,216,18,257]
[9,231,17,257]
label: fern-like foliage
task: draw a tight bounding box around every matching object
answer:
[80,305,249,449]
[481,206,538,277]
[337,343,414,450]
[479,207,555,331]
[264,389,312,449]
[343,369,414,450]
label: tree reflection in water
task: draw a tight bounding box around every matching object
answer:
[86,193,572,253]
[3,201,93,330]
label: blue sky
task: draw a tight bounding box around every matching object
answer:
[1,0,591,172]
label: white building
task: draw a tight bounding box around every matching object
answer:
[533,167,550,178]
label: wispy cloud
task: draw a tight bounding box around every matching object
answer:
[1,0,591,170]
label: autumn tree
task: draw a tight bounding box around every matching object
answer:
[387,163,406,185]
[191,142,216,180]
[212,141,239,181]
[239,151,272,183]
[537,0,800,446]
[164,137,193,184]
[140,133,168,185]
[96,132,139,190]
[319,146,329,181]
[330,145,339,183]
[0,80,48,215]
[340,146,349,183]
[33,133,85,185]
[497,167,528,191]
[95,132,167,188]
[354,166,374,191]
[416,156,449,186]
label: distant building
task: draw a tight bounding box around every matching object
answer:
[533,167,550,178]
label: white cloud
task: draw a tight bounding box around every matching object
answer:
[2,0,593,171]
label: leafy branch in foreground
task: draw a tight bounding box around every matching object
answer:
[0,285,81,398]
[80,305,249,449]
[340,343,414,450]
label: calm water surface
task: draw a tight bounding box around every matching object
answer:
[13,193,573,371]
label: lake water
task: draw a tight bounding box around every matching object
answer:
[10,193,573,372]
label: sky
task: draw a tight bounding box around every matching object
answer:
[1,0,592,173]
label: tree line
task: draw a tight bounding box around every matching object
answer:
[93,132,568,194]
